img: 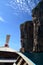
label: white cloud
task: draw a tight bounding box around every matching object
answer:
[0,16,5,22]
[6,0,40,15]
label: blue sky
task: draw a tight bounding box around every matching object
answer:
[0,0,40,51]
